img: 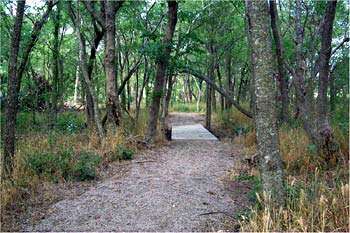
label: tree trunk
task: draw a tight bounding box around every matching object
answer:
[195,79,202,112]
[68,1,105,143]
[245,5,257,117]
[73,50,81,106]
[246,0,285,206]
[205,81,212,129]
[316,1,339,162]
[216,64,225,112]
[136,57,149,121]
[225,53,233,109]
[164,74,174,118]
[146,1,178,143]
[4,0,54,177]
[329,68,336,112]
[269,0,289,123]
[50,2,60,128]
[3,0,26,177]
[85,22,104,129]
[104,0,123,127]
[293,0,319,147]
[135,66,139,111]
[206,58,215,129]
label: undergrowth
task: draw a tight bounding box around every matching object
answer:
[0,110,149,230]
[216,109,349,232]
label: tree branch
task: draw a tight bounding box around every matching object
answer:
[16,0,56,92]
[178,67,253,118]
[331,37,349,56]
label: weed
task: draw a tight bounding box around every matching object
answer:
[112,145,134,161]
[72,151,101,181]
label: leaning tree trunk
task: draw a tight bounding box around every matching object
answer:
[3,0,26,177]
[246,0,285,206]
[146,1,178,143]
[85,22,104,129]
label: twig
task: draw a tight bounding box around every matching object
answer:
[198,211,234,218]
[134,160,156,164]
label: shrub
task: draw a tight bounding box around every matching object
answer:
[26,149,101,181]
[72,151,101,181]
[56,112,85,133]
[26,152,58,177]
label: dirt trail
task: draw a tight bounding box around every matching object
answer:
[24,113,242,232]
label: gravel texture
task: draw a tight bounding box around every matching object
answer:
[24,113,239,232]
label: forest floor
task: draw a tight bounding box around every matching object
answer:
[21,112,250,232]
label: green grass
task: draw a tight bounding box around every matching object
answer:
[26,148,101,182]
[170,102,205,113]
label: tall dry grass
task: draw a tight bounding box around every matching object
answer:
[217,109,349,232]
[1,110,151,225]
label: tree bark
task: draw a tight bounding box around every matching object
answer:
[329,67,336,112]
[164,74,174,118]
[3,0,26,177]
[225,53,233,109]
[246,0,285,205]
[269,0,289,123]
[68,1,105,143]
[216,64,225,112]
[4,0,54,176]
[316,1,339,161]
[293,0,320,147]
[50,1,61,128]
[73,50,81,106]
[85,21,104,129]
[146,1,178,143]
[291,0,340,162]
[104,0,123,127]
[136,57,149,121]
[206,43,215,129]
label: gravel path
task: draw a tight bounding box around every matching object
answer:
[172,124,218,140]
[25,113,239,232]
